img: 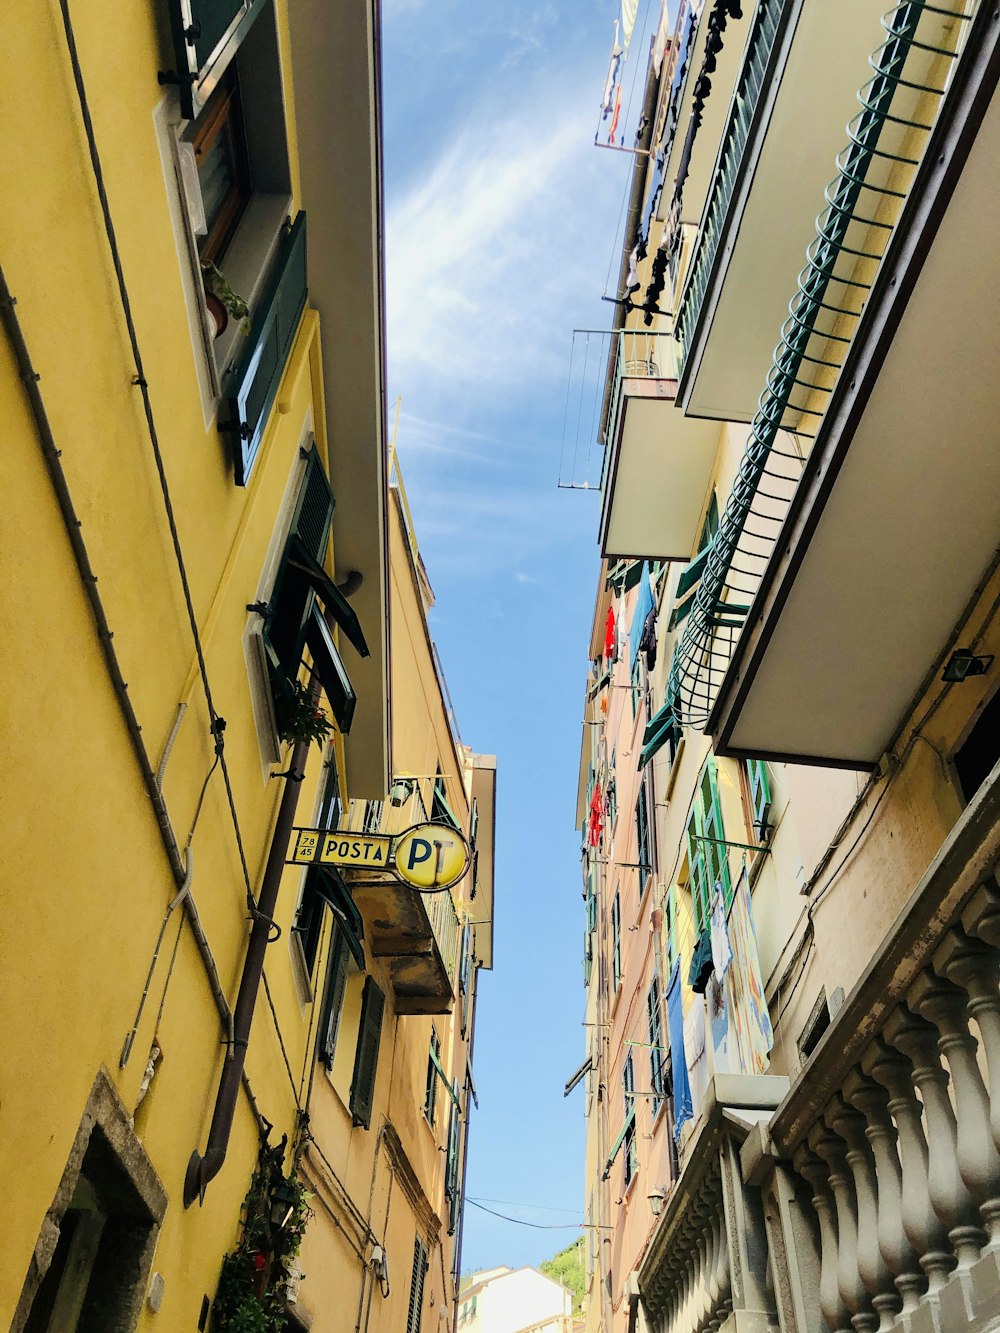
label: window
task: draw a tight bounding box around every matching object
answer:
[319,923,352,1070]
[252,445,368,745]
[424,1028,442,1126]
[406,1238,429,1333]
[348,976,384,1130]
[163,0,300,470]
[362,800,384,835]
[293,753,343,978]
[445,1101,462,1233]
[668,492,720,632]
[636,781,653,882]
[611,893,622,992]
[954,686,1000,804]
[647,977,666,1118]
[742,758,772,842]
[622,1053,637,1187]
[798,989,832,1062]
[685,757,730,934]
[185,67,251,266]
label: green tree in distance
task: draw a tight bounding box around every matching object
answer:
[539,1236,585,1314]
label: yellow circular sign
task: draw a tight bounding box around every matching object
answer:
[394,823,470,892]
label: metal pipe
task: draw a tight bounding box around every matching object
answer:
[596,57,662,447]
[0,263,259,1128]
[184,729,310,1206]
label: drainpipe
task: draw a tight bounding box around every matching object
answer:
[184,729,311,1207]
[597,56,662,447]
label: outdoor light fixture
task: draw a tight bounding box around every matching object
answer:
[648,1186,666,1217]
[942,649,994,684]
[388,777,418,807]
[270,1180,299,1230]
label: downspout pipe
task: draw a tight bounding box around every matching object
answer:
[0,263,255,1121]
[597,55,662,448]
[184,728,311,1207]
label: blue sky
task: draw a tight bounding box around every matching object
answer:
[381,0,651,1273]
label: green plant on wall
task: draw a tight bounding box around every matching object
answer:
[212,1138,313,1332]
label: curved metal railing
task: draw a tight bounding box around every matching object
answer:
[666,0,976,730]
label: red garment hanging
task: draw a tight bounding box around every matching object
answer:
[604,607,616,660]
[588,782,604,847]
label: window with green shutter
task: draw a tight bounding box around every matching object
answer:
[424,1028,441,1126]
[319,923,350,1070]
[445,1101,462,1234]
[744,758,772,842]
[611,893,622,992]
[685,757,731,933]
[622,1053,637,1186]
[636,781,652,880]
[224,211,309,485]
[431,769,460,830]
[406,1237,428,1333]
[647,976,665,1118]
[162,0,271,119]
[348,976,384,1129]
[262,446,369,734]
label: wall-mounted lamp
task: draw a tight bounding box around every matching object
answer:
[942,649,994,683]
[388,777,419,806]
[270,1180,299,1230]
[647,1186,666,1217]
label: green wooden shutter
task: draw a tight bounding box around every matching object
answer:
[163,0,268,118]
[406,1238,428,1333]
[747,759,772,837]
[290,443,335,561]
[611,894,622,990]
[647,976,664,1115]
[445,1100,462,1234]
[319,925,349,1069]
[349,976,384,1129]
[226,211,308,485]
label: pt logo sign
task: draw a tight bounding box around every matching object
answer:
[394,824,469,892]
[288,821,470,893]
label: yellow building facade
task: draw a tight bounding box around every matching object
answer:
[0,2,494,1330]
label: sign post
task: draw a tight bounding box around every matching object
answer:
[288,821,470,893]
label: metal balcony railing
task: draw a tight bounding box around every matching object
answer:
[600,329,680,489]
[339,795,462,988]
[674,0,786,371]
[666,0,978,730]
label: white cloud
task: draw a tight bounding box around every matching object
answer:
[386,72,622,397]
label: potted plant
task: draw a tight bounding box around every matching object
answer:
[202,262,251,340]
[274,678,333,749]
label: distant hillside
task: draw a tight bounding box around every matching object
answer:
[539,1237,585,1314]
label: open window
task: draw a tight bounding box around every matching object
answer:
[247,445,369,762]
[163,1,307,481]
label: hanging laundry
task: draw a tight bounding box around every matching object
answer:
[601,20,623,116]
[588,782,604,848]
[620,0,639,54]
[625,245,640,294]
[666,961,693,1143]
[608,85,622,144]
[604,606,616,660]
[687,926,713,993]
[710,885,732,978]
[725,869,774,1074]
[628,563,654,676]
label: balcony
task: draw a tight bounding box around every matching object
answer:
[709,3,999,765]
[637,1073,789,1333]
[749,761,1000,1333]
[598,331,720,562]
[334,795,461,1014]
[675,0,893,422]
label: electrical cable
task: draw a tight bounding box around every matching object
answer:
[468,1197,585,1215]
[464,1199,587,1230]
[59,0,260,922]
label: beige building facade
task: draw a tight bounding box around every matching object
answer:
[575,3,1000,1333]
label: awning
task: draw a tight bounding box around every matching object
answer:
[563,1054,593,1098]
[309,866,365,968]
[287,537,370,658]
[639,701,679,769]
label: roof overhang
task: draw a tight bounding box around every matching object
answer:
[469,755,496,971]
[599,378,720,561]
[678,0,890,422]
[288,0,390,797]
[711,23,1000,768]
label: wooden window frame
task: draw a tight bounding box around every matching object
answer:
[189,67,252,266]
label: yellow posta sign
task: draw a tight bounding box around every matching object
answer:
[289,821,470,892]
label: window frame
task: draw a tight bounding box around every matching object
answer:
[647,975,666,1119]
[611,892,622,993]
[685,757,731,934]
[424,1027,441,1127]
[622,1051,637,1188]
